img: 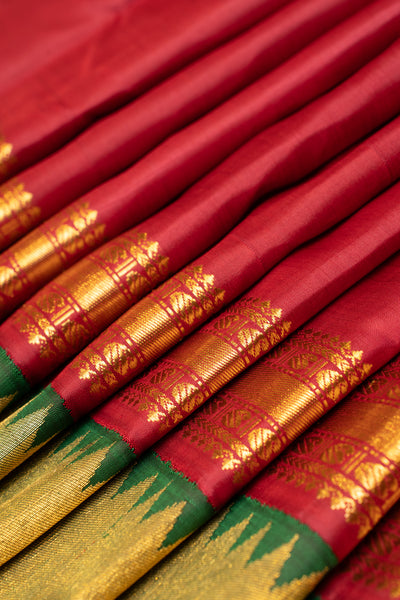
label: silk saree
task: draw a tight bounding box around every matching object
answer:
[0,1,400,598]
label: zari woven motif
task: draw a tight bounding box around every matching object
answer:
[0,0,400,598]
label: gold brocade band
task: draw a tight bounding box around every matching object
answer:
[71,265,226,398]
[130,298,291,430]
[0,291,283,568]
[14,231,169,361]
[0,328,371,598]
[0,264,224,495]
[0,137,13,177]
[0,201,106,314]
[0,180,38,248]
[179,329,372,485]
[270,361,400,540]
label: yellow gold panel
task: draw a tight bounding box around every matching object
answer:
[0,474,186,600]
[0,433,119,567]
[128,510,327,600]
[0,391,17,412]
[0,403,52,480]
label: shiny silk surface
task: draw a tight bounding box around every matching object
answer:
[0,0,290,178]
[1,191,400,566]
[0,116,399,406]
[0,0,394,248]
[1,3,400,599]
[0,0,132,92]
[124,355,400,600]
[3,254,400,597]
[0,177,398,458]
[1,38,400,317]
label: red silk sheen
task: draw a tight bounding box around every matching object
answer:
[0,0,289,179]
[0,0,130,93]
[2,117,400,390]
[54,179,400,421]
[93,185,400,449]
[154,255,400,510]
[139,116,400,277]
[2,42,400,318]
[1,0,388,244]
[246,351,400,562]
[153,255,400,511]
[313,498,400,599]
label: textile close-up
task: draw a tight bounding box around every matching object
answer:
[0,1,400,598]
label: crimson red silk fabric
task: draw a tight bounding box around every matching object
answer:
[0,0,130,93]
[2,116,400,390]
[1,0,391,244]
[1,40,400,318]
[52,177,400,420]
[0,6,400,597]
[153,253,400,511]
[246,351,400,562]
[93,185,400,444]
[312,498,400,599]
[0,0,290,178]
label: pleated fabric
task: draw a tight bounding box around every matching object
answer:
[2,191,400,568]
[0,0,293,178]
[0,115,399,408]
[3,252,400,598]
[0,3,400,599]
[2,36,400,320]
[1,0,396,249]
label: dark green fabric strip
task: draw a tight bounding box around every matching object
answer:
[0,346,30,410]
[212,497,338,586]
[8,385,73,449]
[53,418,136,489]
[115,451,215,547]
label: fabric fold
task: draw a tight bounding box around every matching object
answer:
[0,116,399,407]
[1,3,400,598]
[0,0,394,248]
[310,497,400,599]
[1,39,400,317]
[0,0,131,93]
[3,253,400,596]
[0,0,290,180]
[1,190,400,565]
[1,176,400,450]
[122,354,400,599]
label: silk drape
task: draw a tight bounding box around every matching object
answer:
[0,2,400,599]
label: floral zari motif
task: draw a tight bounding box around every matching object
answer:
[270,361,400,540]
[14,232,169,364]
[179,329,372,486]
[0,179,38,247]
[0,201,106,312]
[73,265,225,398]
[125,297,291,431]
